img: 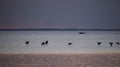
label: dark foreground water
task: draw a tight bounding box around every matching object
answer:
[0,53,120,67]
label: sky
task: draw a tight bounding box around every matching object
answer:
[0,0,120,29]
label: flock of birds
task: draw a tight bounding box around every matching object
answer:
[24,40,120,47]
[23,32,120,47]
[97,42,120,47]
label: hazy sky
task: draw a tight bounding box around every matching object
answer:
[0,0,120,29]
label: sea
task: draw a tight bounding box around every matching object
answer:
[0,29,120,54]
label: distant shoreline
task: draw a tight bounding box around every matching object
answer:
[0,28,120,31]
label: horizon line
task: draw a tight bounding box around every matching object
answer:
[0,28,120,31]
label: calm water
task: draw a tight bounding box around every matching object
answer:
[0,30,120,54]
